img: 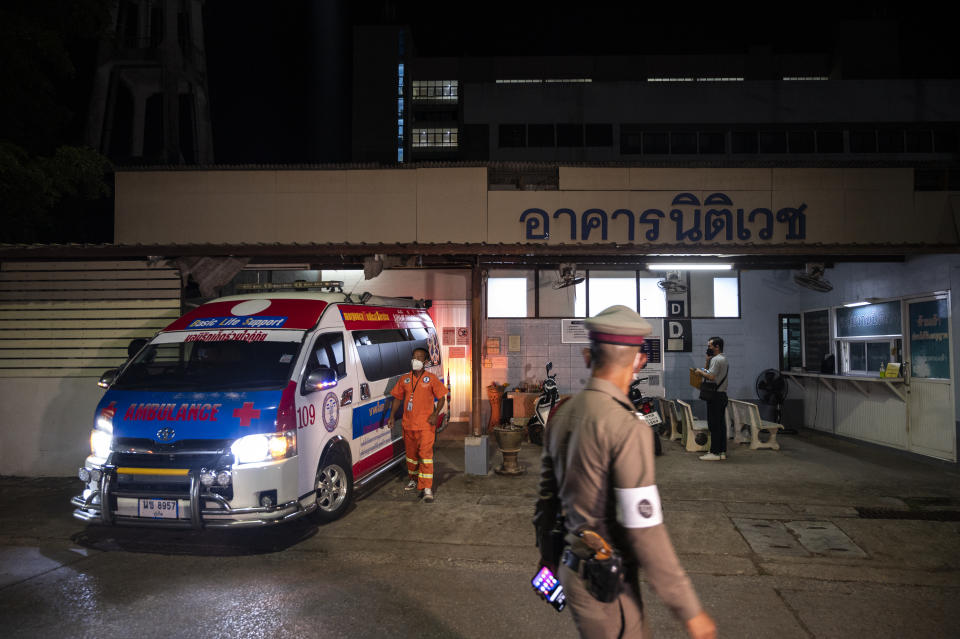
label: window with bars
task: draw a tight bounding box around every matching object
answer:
[411,128,459,148]
[412,80,459,102]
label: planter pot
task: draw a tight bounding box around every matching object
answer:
[493,425,526,475]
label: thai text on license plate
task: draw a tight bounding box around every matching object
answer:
[139,498,179,519]
[641,411,661,426]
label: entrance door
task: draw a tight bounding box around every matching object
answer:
[905,294,956,461]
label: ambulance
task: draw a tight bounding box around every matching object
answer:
[71,290,448,528]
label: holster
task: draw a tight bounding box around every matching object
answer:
[562,539,625,603]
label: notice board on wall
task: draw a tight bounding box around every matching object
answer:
[803,309,830,371]
[909,298,950,379]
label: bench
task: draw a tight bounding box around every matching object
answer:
[676,399,710,452]
[657,398,682,442]
[728,399,784,450]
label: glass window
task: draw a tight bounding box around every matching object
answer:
[759,131,787,153]
[906,130,934,153]
[556,124,584,147]
[638,278,666,318]
[698,131,725,154]
[499,124,526,147]
[588,271,637,315]
[538,269,586,317]
[412,80,459,102]
[849,341,867,371]
[488,271,534,317]
[788,131,815,153]
[585,124,613,147]
[528,124,555,147]
[643,131,668,154]
[411,128,459,148]
[713,278,739,317]
[308,332,347,379]
[670,131,697,154]
[816,130,843,153]
[850,130,877,153]
[731,131,758,153]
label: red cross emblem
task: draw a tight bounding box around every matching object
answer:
[233,402,261,427]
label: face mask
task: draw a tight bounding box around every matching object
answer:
[411,359,425,371]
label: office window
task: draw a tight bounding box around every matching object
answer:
[698,131,725,154]
[588,271,637,315]
[850,130,877,153]
[759,131,787,153]
[556,124,584,147]
[643,131,669,154]
[638,278,667,318]
[499,124,526,148]
[906,130,934,153]
[488,270,534,318]
[713,278,739,317]
[585,124,613,146]
[731,131,758,154]
[817,130,843,153]
[933,129,958,153]
[877,129,905,153]
[620,125,643,154]
[528,124,555,147]
[671,131,697,154]
[412,80,458,102]
[411,128,458,148]
[788,131,815,153]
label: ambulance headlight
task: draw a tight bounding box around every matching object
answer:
[231,431,296,464]
[90,429,113,459]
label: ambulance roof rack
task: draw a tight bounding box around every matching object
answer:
[236,280,344,293]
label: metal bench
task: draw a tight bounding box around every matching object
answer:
[658,398,682,442]
[728,399,784,450]
[676,399,710,452]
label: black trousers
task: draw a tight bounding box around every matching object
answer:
[706,393,728,454]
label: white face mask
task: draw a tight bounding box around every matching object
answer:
[411,359,425,371]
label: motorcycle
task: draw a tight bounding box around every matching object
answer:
[527,362,560,446]
[629,376,664,456]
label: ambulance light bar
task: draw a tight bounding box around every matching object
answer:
[236,280,344,293]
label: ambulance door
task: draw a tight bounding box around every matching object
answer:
[296,330,356,496]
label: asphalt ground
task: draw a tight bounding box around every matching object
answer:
[1,426,959,638]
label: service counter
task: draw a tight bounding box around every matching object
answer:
[781,371,911,452]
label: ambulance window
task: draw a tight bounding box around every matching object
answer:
[308,333,347,379]
[353,329,416,381]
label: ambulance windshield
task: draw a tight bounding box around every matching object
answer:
[112,332,304,392]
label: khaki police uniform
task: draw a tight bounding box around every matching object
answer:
[539,306,702,638]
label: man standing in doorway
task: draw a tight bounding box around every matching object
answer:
[696,336,729,461]
[391,347,446,503]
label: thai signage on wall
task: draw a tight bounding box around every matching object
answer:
[516,193,807,243]
[909,298,950,379]
[836,301,902,337]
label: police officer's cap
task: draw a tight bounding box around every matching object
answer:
[584,305,652,346]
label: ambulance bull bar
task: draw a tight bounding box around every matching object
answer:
[71,467,316,529]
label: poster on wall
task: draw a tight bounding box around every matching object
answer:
[456,327,470,345]
[442,327,455,345]
[909,298,950,379]
[562,319,590,343]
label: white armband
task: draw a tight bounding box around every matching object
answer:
[615,485,663,529]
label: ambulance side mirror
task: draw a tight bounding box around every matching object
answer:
[98,368,119,389]
[303,367,337,395]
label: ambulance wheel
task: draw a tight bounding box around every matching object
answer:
[313,451,353,524]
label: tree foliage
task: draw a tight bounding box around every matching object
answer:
[0,0,114,243]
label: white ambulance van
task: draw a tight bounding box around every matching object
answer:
[72,291,447,528]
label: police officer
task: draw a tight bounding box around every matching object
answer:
[536,305,716,639]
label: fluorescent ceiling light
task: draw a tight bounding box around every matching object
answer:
[843,301,870,307]
[646,263,733,271]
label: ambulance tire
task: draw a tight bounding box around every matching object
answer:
[313,450,353,524]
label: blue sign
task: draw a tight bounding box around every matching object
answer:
[186,316,288,329]
[518,192,807,242]
[836,301,901,338]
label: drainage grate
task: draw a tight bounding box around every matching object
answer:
[856,507,960,521]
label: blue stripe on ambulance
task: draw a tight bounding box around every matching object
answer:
[352,398,394,439]
[99,390,282,442]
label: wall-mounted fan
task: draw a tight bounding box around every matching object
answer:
[793,263,833,292]
[553,263,585,289]
[657,270,688,294]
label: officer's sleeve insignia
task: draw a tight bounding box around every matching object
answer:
[614,485,663,528]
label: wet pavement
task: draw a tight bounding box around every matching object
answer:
[1,427,959,638]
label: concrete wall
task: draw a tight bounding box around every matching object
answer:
[0,379,105,476]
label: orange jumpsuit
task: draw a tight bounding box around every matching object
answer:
[391,370,446,490]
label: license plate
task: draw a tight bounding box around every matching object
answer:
[641,411,662,426]
[138,498,179,519]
